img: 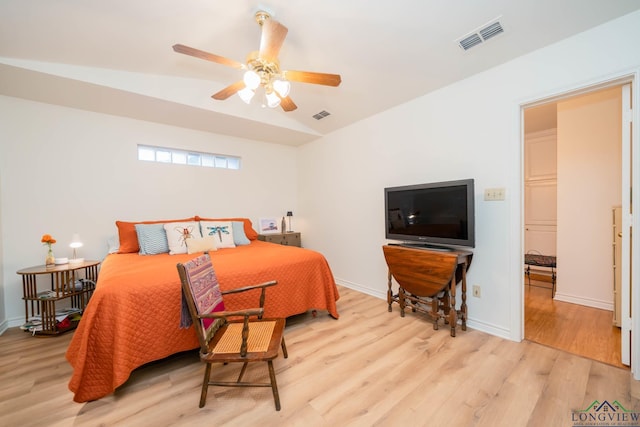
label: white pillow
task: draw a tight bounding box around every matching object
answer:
[186,236,218,254]
[164,222,202,255]
[107,234,120,254]
[200,221,236,249]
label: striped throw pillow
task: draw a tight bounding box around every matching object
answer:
[135,223,169,255]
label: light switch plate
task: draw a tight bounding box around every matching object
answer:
[484,188,506,201]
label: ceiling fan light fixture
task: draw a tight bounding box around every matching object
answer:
[273,79,290,98]
[172,10,340,113]
[243,70,261,90]
[237,87,255,104]
[265,91,281,108]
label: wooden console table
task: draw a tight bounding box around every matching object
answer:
[382,244,473,337]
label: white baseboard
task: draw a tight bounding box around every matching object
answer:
[0,319,9,336]
[335,278,387,300]
[554,292,613,311]
[335,278,515,341]
[1,316,28,332]
[465,318,513,340]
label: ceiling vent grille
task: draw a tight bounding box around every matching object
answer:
[459,34,483,50]
[457,18,504,51]
[479,22,503,41]
[313,110,331,120]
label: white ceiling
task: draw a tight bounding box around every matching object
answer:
[1,0,639,146]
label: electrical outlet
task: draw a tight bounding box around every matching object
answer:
[484,187,506,201]
[472,285,481,298]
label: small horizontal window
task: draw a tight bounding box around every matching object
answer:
[137,145,241,170]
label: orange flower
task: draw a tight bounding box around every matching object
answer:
[41,234,56,246]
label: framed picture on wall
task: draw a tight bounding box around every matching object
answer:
[258,217,280,234]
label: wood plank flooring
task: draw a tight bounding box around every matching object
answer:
[524,280,624,368]
[1,285,637,427]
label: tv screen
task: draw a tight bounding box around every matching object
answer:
[385,179,475,248]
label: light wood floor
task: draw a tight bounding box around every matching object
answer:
[1,285,637,427]
[524,280,624,368]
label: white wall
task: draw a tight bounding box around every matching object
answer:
[297,10,640,340]
[2,10,639,343]
[0,97,298,329]
[556,87,622,309]
[0,171,5,331]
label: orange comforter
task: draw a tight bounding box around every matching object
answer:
[66,241,339,402]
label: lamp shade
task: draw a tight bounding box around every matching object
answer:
[286,211,293,217]
[243,70,261,90]
[273,79,291,98]
[265,91,281,108]
[70,234,83,249]
[237,87,255,104]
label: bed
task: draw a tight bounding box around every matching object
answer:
[65,224,339,403]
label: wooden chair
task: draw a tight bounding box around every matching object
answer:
[176,253,288,410]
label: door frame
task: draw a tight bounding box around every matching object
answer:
[517,69,640,376]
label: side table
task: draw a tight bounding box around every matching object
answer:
[16,260,99,336]
[257,232,301,247]
[382,245,473,337]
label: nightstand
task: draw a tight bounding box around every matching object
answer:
[257,232,301,247]
[16,260,99,336]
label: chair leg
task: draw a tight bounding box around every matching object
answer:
[199,363,212,408]
[237,361,249,382]
[281,337,288,358]
[267,360,281,411]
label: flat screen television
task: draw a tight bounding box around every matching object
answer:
[385,179,475,249]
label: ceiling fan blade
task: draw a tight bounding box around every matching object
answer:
[259,19,288,62]
[284,70,342,87]
[280,96,297,112]
[212,81,246,100]
[173,44,244,69]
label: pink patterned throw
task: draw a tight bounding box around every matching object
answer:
[180,254,225,329]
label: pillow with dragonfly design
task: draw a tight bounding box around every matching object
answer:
[199,221,236,249]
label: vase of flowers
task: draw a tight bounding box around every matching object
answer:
[41,234,56,267]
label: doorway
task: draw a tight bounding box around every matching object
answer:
[523,85,626,368]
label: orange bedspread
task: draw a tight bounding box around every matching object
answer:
[66,241,339,402]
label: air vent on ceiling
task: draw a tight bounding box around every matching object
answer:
[457,18,504,51]
[459,33,482,50]
[313,110,331,120]
[479,22,503,41]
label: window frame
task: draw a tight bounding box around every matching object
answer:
[137,145,241,170]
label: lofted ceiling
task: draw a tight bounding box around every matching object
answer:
[1,0,639,146]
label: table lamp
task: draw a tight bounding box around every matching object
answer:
[69,234,84,264]
[286,211,293,232]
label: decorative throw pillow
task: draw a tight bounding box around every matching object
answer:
[186,236,218,254]
[135,223,169,255]
[194,217,258,240]
[116,217,196,253]
[107,234,120,254]
[200,221,236,249]
[164,222,202,255]
[231,221,251,245]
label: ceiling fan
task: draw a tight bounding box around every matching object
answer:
[172,10,342,112]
